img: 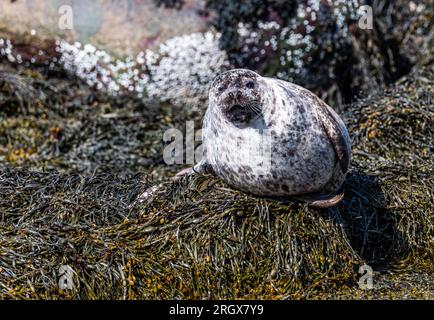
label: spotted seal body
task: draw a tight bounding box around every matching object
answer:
[190,69,351,207]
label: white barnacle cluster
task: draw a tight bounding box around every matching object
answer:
[57,31,229,106]
[237,21,280,63]
[279,0,361,79]
[57,41,153,95]
[146,31,230,107]
[0,35,55,68]
[278,29,313,72]
[57,41,117,91]
[0,38,16,63]
[331,0,361,33]
[236,0,361,81]
[1,31,229,108]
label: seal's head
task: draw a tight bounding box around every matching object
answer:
[210,69,267,126]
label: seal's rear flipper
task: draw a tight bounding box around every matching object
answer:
[294,192,344,208]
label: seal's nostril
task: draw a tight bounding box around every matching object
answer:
[228,92,235,99]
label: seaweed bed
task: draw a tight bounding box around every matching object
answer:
[0,59,433,299]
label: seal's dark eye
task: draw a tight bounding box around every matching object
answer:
[246,81,255,89]
[218,85,226,92]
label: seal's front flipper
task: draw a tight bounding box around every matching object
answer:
[172,160,214,181]
[135,161,214,206]
[134,167,194,206]
[294,192,344,208]
[173,167,195,180]
[193,160,214,175]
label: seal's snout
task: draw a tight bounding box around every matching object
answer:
[224,99,263,125]
[225,90,243,103]
[226,104,248,123]
[230,104,243,110]
[229,104,244,115]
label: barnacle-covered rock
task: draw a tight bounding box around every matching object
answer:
[1,32,229,108]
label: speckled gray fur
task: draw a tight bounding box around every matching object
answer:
[194,69,351,199]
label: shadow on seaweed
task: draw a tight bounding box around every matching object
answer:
[337,171,408,270]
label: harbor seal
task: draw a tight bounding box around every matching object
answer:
[132,68,351,208]
[176,68,351,208]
